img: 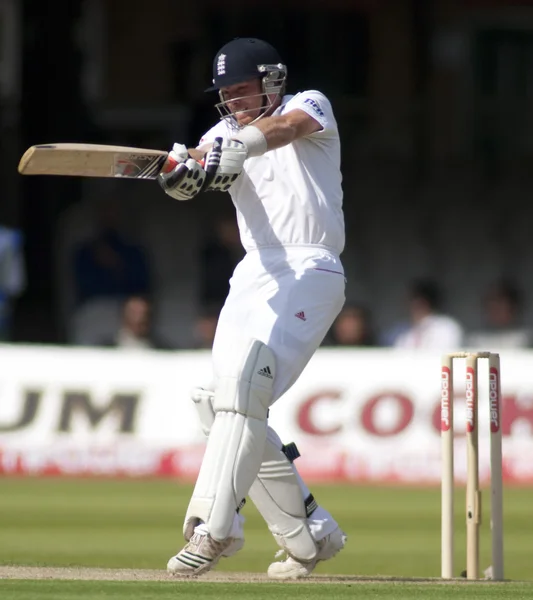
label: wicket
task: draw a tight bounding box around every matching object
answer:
[441,352,504,581]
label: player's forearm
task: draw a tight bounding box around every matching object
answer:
[230,116,297,159]
[252,116,298,151]
[233,110,320,157]
[188,118,295,160]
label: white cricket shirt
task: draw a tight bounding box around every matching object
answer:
[198,90,345,255]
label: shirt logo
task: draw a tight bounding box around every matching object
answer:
[217,54,226,76]
[304,97,324,118]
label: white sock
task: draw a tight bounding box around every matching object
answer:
[193,512,245,539]
[193,521,209,535]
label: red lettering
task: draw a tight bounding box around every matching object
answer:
[360,393,414,436]
[297,390,342,435]
[465,367,476,432]
[489,368,500,432]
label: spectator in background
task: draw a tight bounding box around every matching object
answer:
[0,226,26,341]
[466,279,532,350]
[393,278,464,350]
[325,303,376,346]
[199,214,244,307]
[70,201,152,346]
[73,201,151,307]
[98,295,173,350]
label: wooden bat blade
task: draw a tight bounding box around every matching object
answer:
[18,143,171,179]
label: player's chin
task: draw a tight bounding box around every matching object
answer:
[235,112,259,127]
[235,116,253,127]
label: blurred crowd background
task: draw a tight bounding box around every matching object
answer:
[1,0,533,352]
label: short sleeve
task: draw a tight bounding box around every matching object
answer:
[282,91,337,138]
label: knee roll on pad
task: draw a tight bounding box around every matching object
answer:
[214,339,276,419]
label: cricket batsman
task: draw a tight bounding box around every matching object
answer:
[158,37,347,579]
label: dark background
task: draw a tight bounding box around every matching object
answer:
[2,0,533,346]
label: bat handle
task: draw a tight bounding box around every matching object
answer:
[161,155,178,173]
[161,152,207,174]
[201,137,223,190]
[160,137,220,188]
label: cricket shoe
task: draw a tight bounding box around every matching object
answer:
[267,526,347,580]
[167,530,244,577]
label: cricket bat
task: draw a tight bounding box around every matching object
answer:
[17,143,177,179]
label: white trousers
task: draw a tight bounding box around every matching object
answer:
[209,246,346,541]
[212,246,346,401]
[191,247,346,543]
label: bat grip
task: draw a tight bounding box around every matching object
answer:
[161,155,178,173]
[160,138,220,190]
[161,153,206,174]
[201,137,223,190]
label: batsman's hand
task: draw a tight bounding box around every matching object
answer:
[204,140,247,193]
[158,143,207,201]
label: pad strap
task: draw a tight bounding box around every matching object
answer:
[281,442,301,463]
[305,493,318,518]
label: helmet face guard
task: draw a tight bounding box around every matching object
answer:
[206,38,287,129]
[214,63,287,129]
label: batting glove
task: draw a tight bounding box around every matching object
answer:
[158,143,207,201]
[204,140,247,192]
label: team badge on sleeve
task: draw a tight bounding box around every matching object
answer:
[304,97,325,118]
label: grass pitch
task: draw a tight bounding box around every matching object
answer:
[0,478,532,598]
[2,580,533,600]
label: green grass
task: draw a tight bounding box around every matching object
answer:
[0,478,532,584]
[1,580,533,600]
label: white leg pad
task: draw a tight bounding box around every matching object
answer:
[188,380,317,560]
[184,340,275,541]
[248,428,318,561]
